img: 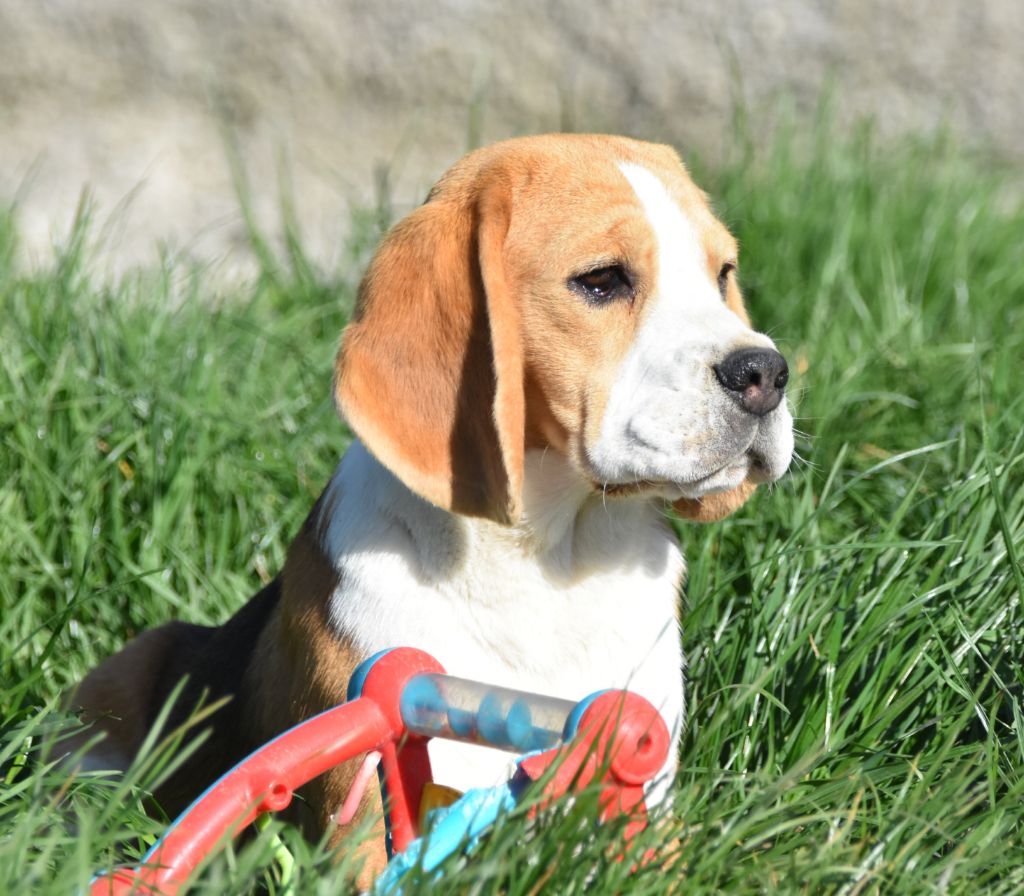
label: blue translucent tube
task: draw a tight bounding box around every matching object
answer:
[400,674,576,753]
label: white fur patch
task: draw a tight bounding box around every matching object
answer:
[587,162,793,496]
[321,441,684,803]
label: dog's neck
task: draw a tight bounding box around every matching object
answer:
[309,442,684,799]
[315,439,672,586]
[308,437,684,781]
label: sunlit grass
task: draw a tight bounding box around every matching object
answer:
[1,116,1022,893]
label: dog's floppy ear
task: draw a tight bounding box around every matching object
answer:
[335,169,524,524]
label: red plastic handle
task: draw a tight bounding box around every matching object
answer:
[516,689,669,836]
[91,648,445,895]
[91,698,393,895]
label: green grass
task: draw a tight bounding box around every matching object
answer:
[1,116,1023,894]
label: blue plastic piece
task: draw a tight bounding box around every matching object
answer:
[400,675,480,739]
[506,699,534,751]
[447,705,478,739]
[562,689,614,740]
[373,783,517,894]
[477,692,508,746]
[347,648,396,701]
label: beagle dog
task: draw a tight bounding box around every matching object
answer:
[70,133,793,870]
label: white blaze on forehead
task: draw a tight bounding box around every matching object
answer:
[616,160,755,346]
[617,162,714,310]
[586,161,769,489]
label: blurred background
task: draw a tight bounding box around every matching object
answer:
[1,0,1021,273]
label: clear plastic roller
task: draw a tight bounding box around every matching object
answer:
[399,673,578,753]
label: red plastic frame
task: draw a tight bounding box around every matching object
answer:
[89,647,669,894]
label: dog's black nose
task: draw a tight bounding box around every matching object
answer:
[714,347,789,417]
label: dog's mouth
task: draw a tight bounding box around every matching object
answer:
[596,448,771,500]
[746,450,776,483]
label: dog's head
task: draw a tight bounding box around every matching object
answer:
[336,134,793,525]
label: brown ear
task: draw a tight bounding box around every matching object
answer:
[673,480,757,523]
[335,173,524,524]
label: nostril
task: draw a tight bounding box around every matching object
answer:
[774,360,789,392]
[715,347,790,416]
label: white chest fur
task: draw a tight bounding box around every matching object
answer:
[319,441,685,802]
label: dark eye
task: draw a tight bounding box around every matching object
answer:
[717,262,736,300]
[571,265,633,305]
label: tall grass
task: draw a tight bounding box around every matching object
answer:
[1,117,1022,893]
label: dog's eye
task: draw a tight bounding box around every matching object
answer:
[571,265,633,305]
[717,262,736,300]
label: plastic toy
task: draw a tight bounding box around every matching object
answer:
[90,647,670,895]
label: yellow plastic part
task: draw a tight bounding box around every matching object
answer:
[418,781,464,828]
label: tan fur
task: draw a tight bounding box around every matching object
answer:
[337,134,761,521]
[335,159,524,524]
[248,523,388,881]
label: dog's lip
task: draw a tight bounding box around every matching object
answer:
[595,453,756,498]
[746,449,775,484]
